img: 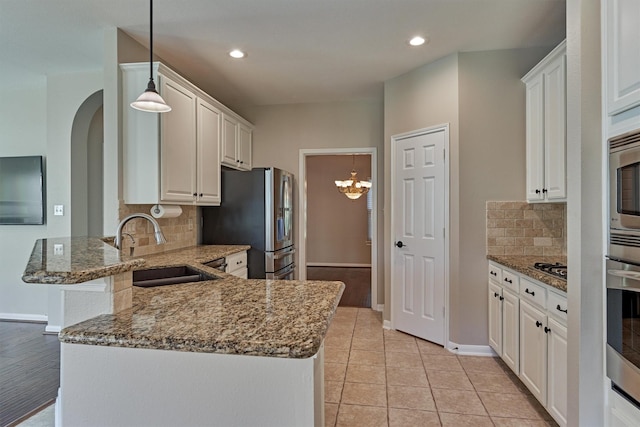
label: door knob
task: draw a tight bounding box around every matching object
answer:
[395,241,406,248]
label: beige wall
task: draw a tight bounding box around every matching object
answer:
[306,155,372,265]
[245,99,384,300]
[384,48,551,345]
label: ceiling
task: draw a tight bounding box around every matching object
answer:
[0,0,565,108]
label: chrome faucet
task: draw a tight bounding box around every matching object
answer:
[114,213,167,250]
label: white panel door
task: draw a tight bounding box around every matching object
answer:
[392,128,446,344]
[547,317,568,427]
[543,54,566,201]
[488,281,503,354]
[502,288,520,374]
[525,73,545,201]
[221,114,238,166]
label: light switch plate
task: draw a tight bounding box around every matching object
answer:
[54,244,64,255]
[54,205,64,216]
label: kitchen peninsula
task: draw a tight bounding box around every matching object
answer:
[23,237,344,427]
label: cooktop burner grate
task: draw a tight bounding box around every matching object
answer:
[533,262,567,280]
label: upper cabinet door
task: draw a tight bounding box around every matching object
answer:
[238,123,252,171]
[196,99,221,205]
[160,76,197,203]
[221,114,238,166]
[543,55,567,201]
[607,0,640,116]
[525,73,545,202]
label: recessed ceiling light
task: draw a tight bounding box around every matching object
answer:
[409,36,426,47]
[229,49,246,59]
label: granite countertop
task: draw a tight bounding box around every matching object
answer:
[22,237,146,284]
[59,277,345,358]
[137,245,250,270]
[486,255,567,293]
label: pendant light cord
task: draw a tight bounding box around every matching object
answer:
[149,0,153,86]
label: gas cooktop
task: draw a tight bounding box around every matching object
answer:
[533,262,567,280]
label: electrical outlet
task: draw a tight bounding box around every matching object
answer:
[54,244,64,255]
[54,205,64,216]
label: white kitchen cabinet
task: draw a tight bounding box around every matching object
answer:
[522,40,567,203]
[121,62,252,206]
[520,299,548,404]
[547,317,568,426]
[488,260,567,427]
[226,251,248,278]
[606,0,640,117]
[221,115,252,171]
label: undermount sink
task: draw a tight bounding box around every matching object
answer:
[133,266,217,287]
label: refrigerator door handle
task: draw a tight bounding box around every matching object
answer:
[273,263,296,280]
[274,248,296,259]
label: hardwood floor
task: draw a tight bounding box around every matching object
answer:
[0,321,59,427]
[307,267,371,308]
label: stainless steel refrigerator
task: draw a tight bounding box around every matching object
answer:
[201,167,295,279]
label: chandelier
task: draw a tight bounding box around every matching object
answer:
[334,156,372,200]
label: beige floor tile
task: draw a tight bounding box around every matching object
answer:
[341,382,387,407]
[439,413,495,426]
[386,366,429,387]
[325,335,352,350]
[467,371,523,394]
[384,338,419,354]
[491,418,557,426]
[422,354,464,371]
[325,362,348,382]
[353,327,384,340]
[387,385,436,411]
[349,349,386,366]
[386,351,424,368]
[388,408,441,427]
[478,392,550,419]
[427,370,474,390]
[337,404,388,427]
[351,337,384,351]
[416,339,452,355]
[325,380,344,403]
[325,402,339,427]
[384,329,417,343]
[458,355,507,374]
[325,348,350,364]
[326,325,355,338]
[431,388,487,416]
[337,307,360,317]
[345,363,386,384]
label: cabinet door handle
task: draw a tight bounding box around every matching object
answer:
[494,292,499,298]
[542,188,548,193]
[499,296,504,301]
[199,193,203,197]
[490,271,497,276]
[556,304,567,313]
[544,326,551,333]
[525,288,535,296]
[535,189,540,194]
[504,278,513,284]
[536,321,542,328]
[193,193,197,197]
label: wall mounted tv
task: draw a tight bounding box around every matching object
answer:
[0,156,45,225]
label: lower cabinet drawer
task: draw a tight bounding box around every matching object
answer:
[547,290,568,324]
[225,251,247,275]
[520,278,546,309]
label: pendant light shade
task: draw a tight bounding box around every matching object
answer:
[335,155,372,200]
[130,0,171,113]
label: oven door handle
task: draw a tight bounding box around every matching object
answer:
[273,263,296,279]
[607,269,640,291]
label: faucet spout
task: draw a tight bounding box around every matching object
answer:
[114,213,167,250]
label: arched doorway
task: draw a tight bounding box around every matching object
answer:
[70,90,103,237]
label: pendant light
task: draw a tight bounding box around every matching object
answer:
[335,155,372,200]
[130,0,171,113]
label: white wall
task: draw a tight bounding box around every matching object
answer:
[0,84,49,319]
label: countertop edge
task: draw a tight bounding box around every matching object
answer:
[486,255,567,293]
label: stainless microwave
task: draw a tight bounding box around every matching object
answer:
[609,129,640,263]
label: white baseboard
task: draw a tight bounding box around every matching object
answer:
[374,304,383,312]
[383,320,392,330]
[447,341,497,357]
[45,325,62,334]
[0,313,47,323]
[306,262,372,268]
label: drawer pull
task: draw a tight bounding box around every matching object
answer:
[556,304,567,314]
[499,296,504,301]
[494,292,499,298]
[544,326,551,333]
[525,288,535,296]
[490,271,497,276]
[504,278,513,284]
[536,321,542,328]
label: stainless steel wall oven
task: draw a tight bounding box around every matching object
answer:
[608,129,640,405]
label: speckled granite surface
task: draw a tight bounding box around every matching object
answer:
[22,237,146,284]
[59,278,344,358]
[487,255,567,292]
[139,245,250,270]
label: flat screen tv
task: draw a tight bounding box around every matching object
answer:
[0,156,45,225]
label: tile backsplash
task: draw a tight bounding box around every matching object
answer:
[486,201,566,256]
[117,201,197,256]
